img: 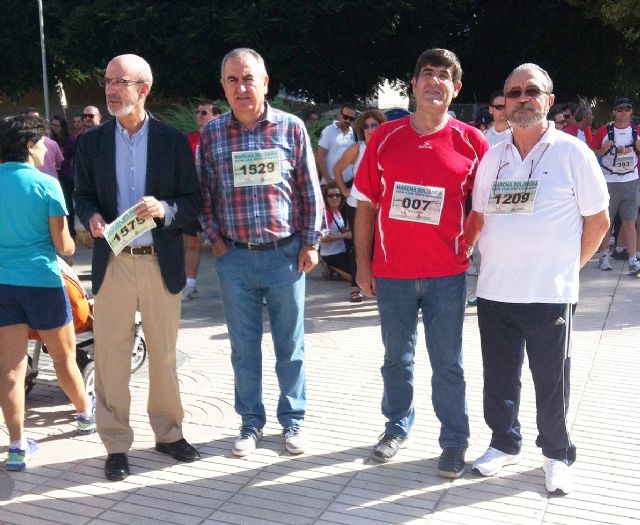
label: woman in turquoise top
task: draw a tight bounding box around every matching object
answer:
[0,115,95,471]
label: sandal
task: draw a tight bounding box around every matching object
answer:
[350,289,364,303]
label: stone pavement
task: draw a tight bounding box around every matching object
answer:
[1,245,639,525]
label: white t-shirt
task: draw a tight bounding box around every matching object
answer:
[346,142,367,208]
[484,126,510,147]
[472,124,609,303]
[320,211,347,256]
[318,122,355,182]
[598,125,639,183]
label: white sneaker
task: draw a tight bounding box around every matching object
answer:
[472,447,521,476]
[181,285,198,302]
[232,426,262,457]
[284,425,306,454]
[598,254,612,271]
[628,260,640,276]
[543,456,573,495]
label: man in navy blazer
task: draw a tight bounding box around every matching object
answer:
[75,54,202,481]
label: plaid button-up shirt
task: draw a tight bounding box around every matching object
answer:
[199,104,324,246]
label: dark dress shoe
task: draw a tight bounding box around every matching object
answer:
[155,438,200,462]
[105,453,129,481]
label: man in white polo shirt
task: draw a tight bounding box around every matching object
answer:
[591,97,640,275]
[465,63,609,495]
[316,103,356,184]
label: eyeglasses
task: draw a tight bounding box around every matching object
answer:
[98,77,144,88]
[504,87,550,99]
[340,112,356,122]
[362,123,379,130]
[555,119,566,126]
[615,105,632,112]
[82,113,95,119]
[195,110,210,116]
[327,193,342,198]
[491,104,506,111]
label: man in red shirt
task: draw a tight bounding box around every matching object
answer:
[182,101,221,301]
[352,48,488,477]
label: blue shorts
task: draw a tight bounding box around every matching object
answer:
[0,284,72,330]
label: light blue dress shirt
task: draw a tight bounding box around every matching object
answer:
[114,113,174,247]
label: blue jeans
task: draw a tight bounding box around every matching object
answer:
[214,235,306,429]
[376,274,470,448]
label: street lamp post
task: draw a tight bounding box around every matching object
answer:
[37,0,50,120]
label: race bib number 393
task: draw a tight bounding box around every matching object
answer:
[104,205,157,255]
[389,182,445,225]
[485,179,539,215]
[232,149,282,187]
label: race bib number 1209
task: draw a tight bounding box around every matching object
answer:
[485,179,539,215]
[389,182,445,225]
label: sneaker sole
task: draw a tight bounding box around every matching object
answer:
[472,454,521,477]
[285,444,305,455]
[232,446,255,457]
[77,426,97,435]
[437,465,466,478]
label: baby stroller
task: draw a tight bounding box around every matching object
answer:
[26,257,147,398]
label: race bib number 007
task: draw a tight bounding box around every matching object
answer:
[232,149,282,187]
[389,182,445,225]
[104,205,157,255]
[485,179,539,215]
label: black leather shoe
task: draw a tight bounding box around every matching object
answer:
[155,438,200,462]
[104,453,129,481]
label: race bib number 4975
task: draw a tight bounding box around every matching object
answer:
[389,182,445,225]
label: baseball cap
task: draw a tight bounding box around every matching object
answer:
[614,97,632,108]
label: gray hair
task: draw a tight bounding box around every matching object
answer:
[110,54,153,88]
[504,63,553,94]
[220,48,267,79]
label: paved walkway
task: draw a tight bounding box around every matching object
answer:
[1,246,638,525]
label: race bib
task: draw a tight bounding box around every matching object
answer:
[104,205,157,255]
[485,179,539,215]
[232,149,282,187]
[389,182,445,225]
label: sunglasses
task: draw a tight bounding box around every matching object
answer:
[327,193,342,198]
[615,105,632,112]
[504,87,550,99]
[82,113,95,119]
[491,104,505,111]
[341,112,356,122]
[362,123,379,130]
[195,110,210,116]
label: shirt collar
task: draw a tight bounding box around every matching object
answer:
[115,111,149,139]
[506,120,557,151]
[228,102,274,129]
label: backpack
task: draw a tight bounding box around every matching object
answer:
[606,122,639,155]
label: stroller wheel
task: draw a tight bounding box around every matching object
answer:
[82,361,95,399]
[131,336,147,373]
[25,356,36,395]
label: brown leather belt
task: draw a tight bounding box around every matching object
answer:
[121,245,156,255]
[224,234,295,251]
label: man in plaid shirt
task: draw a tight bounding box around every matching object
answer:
[199,48,324,457]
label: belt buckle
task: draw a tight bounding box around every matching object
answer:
[246,242,260,251]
